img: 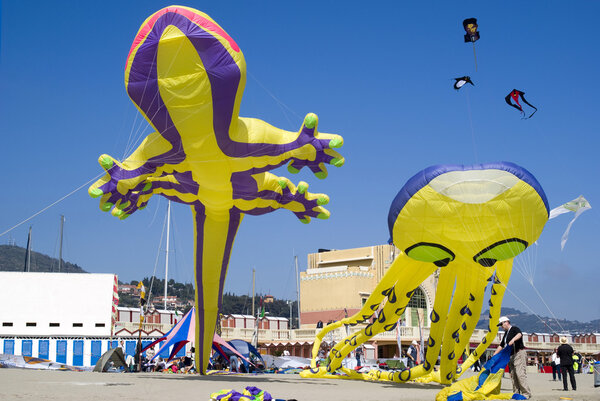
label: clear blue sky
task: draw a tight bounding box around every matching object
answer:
[1,1,598,324]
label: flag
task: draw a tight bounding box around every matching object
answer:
[549,195,591,250]
[136,281,146,306]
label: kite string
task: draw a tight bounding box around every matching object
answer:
[528,281,565,332]
[0,172,104,238]
[248,71,301,131]
[502,197,565,333]
[147,209,168,308]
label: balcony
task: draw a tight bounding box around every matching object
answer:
[114,322,173,334]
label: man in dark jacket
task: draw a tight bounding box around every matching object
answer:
[557,337,576,391]
[494,316,531,399]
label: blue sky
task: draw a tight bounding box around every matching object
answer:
[1,1,598,324]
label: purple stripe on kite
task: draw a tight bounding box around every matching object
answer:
[232,162,288,181]
[240,206,278,216]
[216,210,242,316]
[192,203,206,371]
[128,12,235,150]
[128,10,327,162]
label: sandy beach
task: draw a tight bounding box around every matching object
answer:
[0,369,597,401]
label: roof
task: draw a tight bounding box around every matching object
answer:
[263,316,289,321]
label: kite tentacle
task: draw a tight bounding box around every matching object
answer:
[325,256,435,372]
[308,254,409,368]
[191,204,244,374]
[437,265,488,383]
[231,172,331,223]
[458,260,513,375]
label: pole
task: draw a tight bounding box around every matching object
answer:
[164,201,171,310]
[295,255,301,328]
[288,301,292,329]
[58,215,64,272]
[252,268,256,318]
[138,305,144,372]
[396,319,402,358]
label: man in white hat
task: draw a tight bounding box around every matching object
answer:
[407,340,419,368]
[557,336,576,391]
[494,316,531,399]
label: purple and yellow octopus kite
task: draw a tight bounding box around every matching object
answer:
[89,6,343,373]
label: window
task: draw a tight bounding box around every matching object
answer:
[26,322,37,327]
[407,287,427,308]
[408,287,428,326]
[2,322,13,327]
[73,323,83,327]
[95,323,105,327]
[49,323,60,327]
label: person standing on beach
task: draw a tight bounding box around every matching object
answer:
[494,316,531,399]
[557,337,577,391]
[407,340,418,368]
[229,355,239,373]
[355,345,363,367]
[551,348,562,381]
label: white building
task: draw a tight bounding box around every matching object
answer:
[0,272,116,337]
[0,272,180,367]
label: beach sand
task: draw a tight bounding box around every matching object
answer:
[0,369,597,400]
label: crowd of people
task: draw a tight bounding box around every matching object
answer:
[208,352,265,373]
[118,340,196,374]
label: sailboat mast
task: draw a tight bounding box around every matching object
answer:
[164,201,171,310]
[251,268,256,318]
[58,215,64,272]
[295,255,301,328]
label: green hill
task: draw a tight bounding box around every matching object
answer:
[477,306,600,334]
[0,244,87,273]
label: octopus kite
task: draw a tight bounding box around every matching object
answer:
[88,6,343,373]
[302,162,548,385]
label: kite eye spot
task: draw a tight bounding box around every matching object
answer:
[477,258,497,267]
[405,242,455,267]
[434,258,451,267]
[473,238,528,267]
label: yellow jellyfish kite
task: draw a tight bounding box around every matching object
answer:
[301,162,548,386]
[88,6,343,373]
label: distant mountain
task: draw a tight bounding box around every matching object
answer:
[0,245,87,273]
[477,306,600,334]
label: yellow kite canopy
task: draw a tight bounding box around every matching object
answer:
[88,6,343,373]
[302,162,548,386]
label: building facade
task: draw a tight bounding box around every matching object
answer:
[0,272,182,367]
[300,245,436,329]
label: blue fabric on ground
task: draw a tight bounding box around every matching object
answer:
[475,346,511,391]
[447,391,463,401]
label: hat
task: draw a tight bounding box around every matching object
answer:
[497,316,510,326]
[560,337,568,344]
[411,340,418,345]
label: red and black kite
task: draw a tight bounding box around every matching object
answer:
[505,89,538,119]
